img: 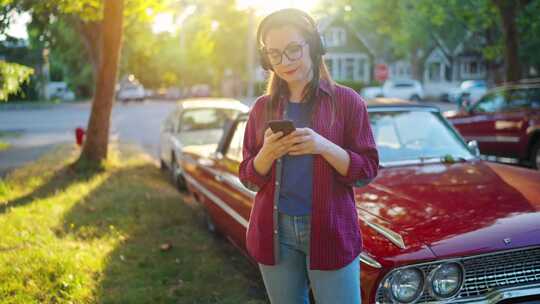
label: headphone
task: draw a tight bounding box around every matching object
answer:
[256,8,327,71]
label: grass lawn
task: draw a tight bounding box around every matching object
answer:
[0,140,9,151]
[0,143,268,304]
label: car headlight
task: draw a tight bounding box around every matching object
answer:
[386,268,424,303]
[429,262,464,299]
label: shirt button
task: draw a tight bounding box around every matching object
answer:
[275,181,280,186]
[274,206,278,210]
[274,230,278,234]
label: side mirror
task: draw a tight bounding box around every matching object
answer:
[467,140,480,157]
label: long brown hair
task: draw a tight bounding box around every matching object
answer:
[257,9,336,142]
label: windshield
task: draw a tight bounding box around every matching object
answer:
[369,110,473,164]
[180,108,238,132]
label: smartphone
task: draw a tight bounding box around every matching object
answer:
[268,119,296,136]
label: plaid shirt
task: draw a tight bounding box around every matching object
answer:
[239,80,379,270]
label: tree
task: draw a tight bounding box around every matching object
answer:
[0,60,33,101]
[79,0,124,164]
[5,0,166,165]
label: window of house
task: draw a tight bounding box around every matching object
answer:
[344,58,355,80]
[462,59,484,77]
[358,58,366,80]
[428,62,442,82]
[324,27,346,47]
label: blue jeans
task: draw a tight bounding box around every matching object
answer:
[258,212,361,304]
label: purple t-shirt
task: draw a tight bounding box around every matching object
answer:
[278,102,313,215]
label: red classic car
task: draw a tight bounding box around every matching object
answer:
[444,82,540,170]
[180,98,540,304]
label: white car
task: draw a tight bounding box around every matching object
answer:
[448,80,487,105]
[360,86,384,100]
[382,79,424,101]
[158,98,249,190]
[116,74,145,102]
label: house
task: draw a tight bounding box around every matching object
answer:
[423,34,487,98]
[317,16,375,84]
[386,33,487,98]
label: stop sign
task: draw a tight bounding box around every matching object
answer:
[375,64,389,82]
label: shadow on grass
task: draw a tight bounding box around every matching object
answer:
[1,163,101,214]
[55,161,268,304]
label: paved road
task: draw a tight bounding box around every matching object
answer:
[0,100,176,177]
[0,98,458,177]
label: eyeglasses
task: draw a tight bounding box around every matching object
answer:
[263,41,308,66]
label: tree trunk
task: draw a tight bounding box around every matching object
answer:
[78,0,124,164]
[493,0,521,82]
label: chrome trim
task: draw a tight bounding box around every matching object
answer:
[367,106,439,113]
[359,251,382,269]
[359,213,406,249]
[183,172,248,228]
[220,173,256,199]
[376,246,540,304]
[428,283,540,304]
[380,156,475,168]
[464,135,520,143]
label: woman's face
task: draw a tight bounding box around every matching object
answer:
[263,26,313,85]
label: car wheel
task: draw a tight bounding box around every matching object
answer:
[170,157,187,191]
[160,159,167,171]
[531,141,540,170]
[410,94,421,102]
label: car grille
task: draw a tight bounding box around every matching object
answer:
[376,246,540,303]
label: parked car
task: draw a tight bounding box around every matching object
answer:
[116,74,145,102]
[448,80,488,106]
[180,97,540,304]
[360,86,384,100]
[158,98,249,190]
[445,82,540,169]
[382,79,424,101]
[45,81,75,101]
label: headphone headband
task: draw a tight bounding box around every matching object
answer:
[256,8,326,71]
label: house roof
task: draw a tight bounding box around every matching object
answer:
[317,15,376,56]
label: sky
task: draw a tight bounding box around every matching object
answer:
[1,11,31,40]
[2,1,320,38]
[152,0,320,34]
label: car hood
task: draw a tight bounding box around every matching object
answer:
[356,160,540,260]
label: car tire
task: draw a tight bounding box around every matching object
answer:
[160,159,167,171]
[531,141,540,170]
[170,156,187,191]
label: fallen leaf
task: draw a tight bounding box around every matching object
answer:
[160,242,173,251]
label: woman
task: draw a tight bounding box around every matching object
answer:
[239,8,379,304]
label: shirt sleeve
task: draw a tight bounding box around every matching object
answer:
[335,93,379,187]
[239,98,272,192]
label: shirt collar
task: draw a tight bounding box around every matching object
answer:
[279,78,333,103]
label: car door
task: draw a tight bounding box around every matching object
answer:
[159,110,177,165]
[210,118,255,250]
[183,117,254,252]
[450,90,506,155]
[490,88,530,158]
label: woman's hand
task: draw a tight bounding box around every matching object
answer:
[253,128,299,176]
[287,128,330,155]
